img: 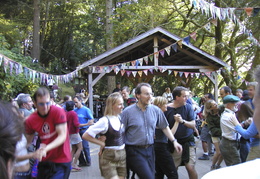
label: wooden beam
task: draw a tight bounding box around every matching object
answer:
[178,47,219,69]
[90,36,154,66]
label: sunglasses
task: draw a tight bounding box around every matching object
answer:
[37,102,51,107]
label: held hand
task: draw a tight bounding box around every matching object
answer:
[174,141,183,153]
[174,114,182,123]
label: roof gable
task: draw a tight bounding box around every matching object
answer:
[79,27,227,73]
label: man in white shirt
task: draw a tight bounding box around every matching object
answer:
[219,95,241,166]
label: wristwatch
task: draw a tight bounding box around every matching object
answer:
[172,139,177,143]
[181,120,186,124]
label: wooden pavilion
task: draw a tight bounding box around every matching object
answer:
[78,27,228,112]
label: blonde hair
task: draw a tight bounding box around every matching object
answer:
[203,99,215,118]
[153,96,168,108]
[104,92,123,116]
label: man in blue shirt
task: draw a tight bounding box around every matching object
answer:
[121,83,182,179]
[164,86,198,179]
[74,96,94,167]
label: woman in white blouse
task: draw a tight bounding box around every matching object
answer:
[83,92,126,179]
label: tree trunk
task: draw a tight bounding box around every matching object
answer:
[32,0,40,61]
[106,0,115,94]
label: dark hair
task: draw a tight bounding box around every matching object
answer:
[63,95,71,101]
[220,86,232,95]
[66,101,75,111]
[73,96,82,102]
[0,102,24,179]
[33,87,50,102]
[135,83,151,95]
[121,86,130,93]
[172,86,188,100]
[205,93,214,100]
[242,90,250,101]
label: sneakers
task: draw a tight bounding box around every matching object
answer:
[198,154,209,160]
[209,152,215,156]
[78,163,91,167]
[210,165,216,170]
[215,165,221,169]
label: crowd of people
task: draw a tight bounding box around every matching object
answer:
[1,66,260,179]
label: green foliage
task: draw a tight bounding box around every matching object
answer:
[0,0,259,98]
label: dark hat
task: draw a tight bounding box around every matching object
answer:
[223,95,240,104]
[116,82,121,85]
[127,97,136,105]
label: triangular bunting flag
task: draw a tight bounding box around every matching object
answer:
[132,71,137,77]
[120,70,125,76]
[190,73,194,78]
[184,72,189,78]
[126,71,131,77]
[171,43,177,52]
[168,70,172,75]
[204,22,211,32]
[3,59,8,73]
[177,40,182,48]
[138,58,143,66]
[164,46,171,56]
[135,60,139,68]
[138,71,142,77]
[144,56,149,64]
[183,36,190,45]
[149,68,154,74]
[131,60,136,66]
[0,56,2,66]
[190,32,197,41]
[149,54,154,62]
[143,70,148,76]
[195,73,200,78]
[174,71,178,77]
[211,19,218,26]
[245,8,253,16]
[159,49,165,58]
[126,62,130,68]
[9,61,14,75]
[179,72,183,77]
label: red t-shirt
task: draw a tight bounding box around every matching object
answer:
[25,105,71,163]
[66,110,80,134]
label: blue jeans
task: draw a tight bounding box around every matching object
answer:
[14,169,31,179]
[126,145,155,179]
[240,139,250,163]
[37,162,71,179]
[154,143,178,179]
[79,129,91,164]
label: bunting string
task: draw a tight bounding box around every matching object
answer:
[190,0,260,47]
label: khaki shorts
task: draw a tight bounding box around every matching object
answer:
[172,146,196,167]
[211,136,221,143]
[99,148,126,179]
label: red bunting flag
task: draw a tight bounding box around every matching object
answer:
[245,8,253,16]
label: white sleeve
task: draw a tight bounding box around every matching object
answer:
[86,117,108,138]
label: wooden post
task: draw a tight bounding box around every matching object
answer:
[88,73,93,113]
[154,37,158,67]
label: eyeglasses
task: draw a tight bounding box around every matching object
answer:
[37,102,51,107]
[142,92,154,96]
